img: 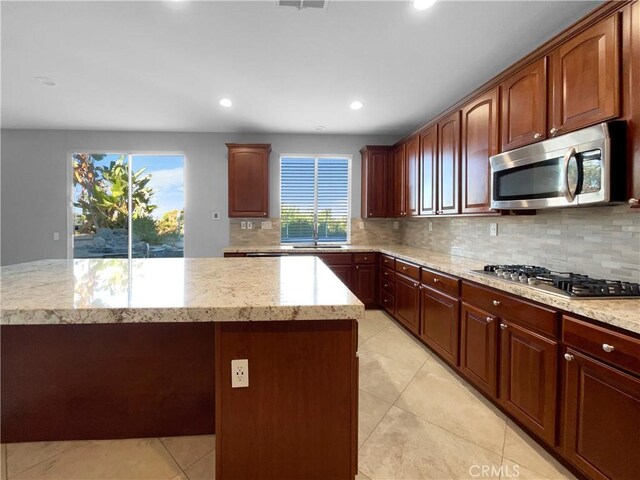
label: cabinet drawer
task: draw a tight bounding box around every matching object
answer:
[381,277,395,294]
[563,316,640,375]
[354,253,376,265]
[316,253,353,266]
[461,282,558,337]
[395,259,420,281]
[380,255,395,269]
[380,291,394,313]
[381,267,395,283]
[420,268,460,296]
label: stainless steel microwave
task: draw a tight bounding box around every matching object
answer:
[490,122,626,210]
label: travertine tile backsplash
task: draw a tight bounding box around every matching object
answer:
[403,206,640,282]
[229,217,402,246]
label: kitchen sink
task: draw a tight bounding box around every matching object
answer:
[291,245,346,249]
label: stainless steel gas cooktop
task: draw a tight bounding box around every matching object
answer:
[470,265,640,299]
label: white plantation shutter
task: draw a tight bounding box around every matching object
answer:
[280,156,350,244]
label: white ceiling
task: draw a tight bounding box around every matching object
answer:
[1,0,601,135]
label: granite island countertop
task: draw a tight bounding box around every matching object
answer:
[1,257,364,325]
[224,244,640,335]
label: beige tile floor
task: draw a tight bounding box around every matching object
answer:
[1,310,577,480]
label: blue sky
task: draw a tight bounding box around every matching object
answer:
[74,153,184,220]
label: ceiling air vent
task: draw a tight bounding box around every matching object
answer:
[278,0,327,10]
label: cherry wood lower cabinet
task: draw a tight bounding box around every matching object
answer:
[459,302,498,397]
[216,320,358,480]
[499,320,558,445]
[419,286,460,365]
[331,264,353,291]
[562,348,640,480]
[394,272,421,334]
[353,263,377,307]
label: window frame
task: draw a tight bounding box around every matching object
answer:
[279,153,352,245]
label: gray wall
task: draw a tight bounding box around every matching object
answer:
[0,129,396,265]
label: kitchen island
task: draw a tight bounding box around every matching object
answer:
[1,257,363,480]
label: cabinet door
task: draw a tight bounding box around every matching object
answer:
[420,287,460,366]
[461,88,499,214]
[438,111,461,215]
[330,265,352,291]
[393,144,407,217]
[405,135,419,217]
[550,15,620,136]
[419,124,438,215]
[227,144,270,218]
[500,58,548,151]
[353,264,377,307]
[361,147,389,218]
[394,273,420,335]
[500,321,558,445]
[459,303,498,397]
[562,349,640,480]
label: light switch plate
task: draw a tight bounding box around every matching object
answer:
[490,223,498,236]
[241,221,247,230]
[393,221,399,230]
[428,222,433,232]
[247,221,253,230]
[261,221,273,230]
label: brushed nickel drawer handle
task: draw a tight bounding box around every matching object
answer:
[500,323,508,330]
[413,283,419,288]
[602,344,615,353]
[402,266,407,271]
[493,300,501,306]
[383,299,389,303]
[433,278,439,283]
[486,317,493,323]
[564,353,574,362]
[533,133,542,139]
[550,127,559,136]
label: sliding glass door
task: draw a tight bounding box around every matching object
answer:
[72,153,184,259]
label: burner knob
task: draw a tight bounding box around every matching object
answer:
[510,273,519,280]
[519,275,528,283]
[564,353,574,362]
[493,300,501,306]
[527,277,539,286]
[602,344,615,353]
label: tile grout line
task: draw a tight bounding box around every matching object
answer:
[4,440,89,479]
[157,437,214,475]
[499,420,508,480]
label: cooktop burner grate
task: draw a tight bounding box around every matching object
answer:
[473,265,640,299]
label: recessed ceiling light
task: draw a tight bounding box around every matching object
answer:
[350,101,363,110]
[219,98,233,108]
[414,0,437,10]
[35,76,56,87]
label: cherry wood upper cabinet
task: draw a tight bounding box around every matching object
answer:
[227,144,270,218]
[438,111,461,215]
[550,14,620,136]
[405,135,420,217]
[393,143,407,217]
[461,88,499,214]
[500,58,548,151]
[419,124,438,215]
[360,146,391,218]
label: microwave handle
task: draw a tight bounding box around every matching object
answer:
[562,146,578,203]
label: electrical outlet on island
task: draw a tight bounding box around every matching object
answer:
[231,359,249,388]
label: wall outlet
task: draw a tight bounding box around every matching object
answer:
[261,221,273,230]
[240,221,247,230]
[428,221,433,232]
[212,212,220,220]
[231,359,249,388]
[393,221,400,230]
[53,232,60,241]
[358,221,364,230]
[490,223,498,237]
[247,221,253,230]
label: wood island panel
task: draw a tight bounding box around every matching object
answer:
[0,323,216,443]
[215,320,358,480]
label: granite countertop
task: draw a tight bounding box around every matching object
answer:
[0,257,364,325]
[224,245,640,335]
